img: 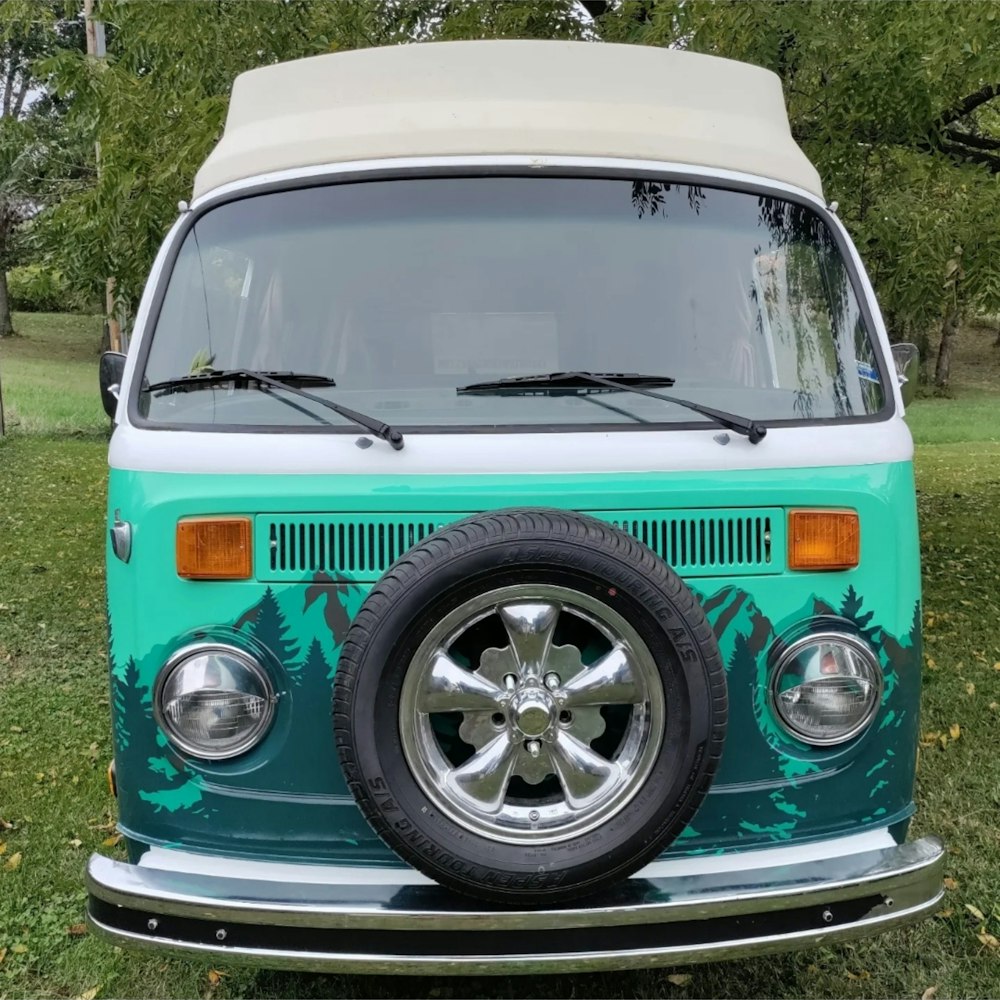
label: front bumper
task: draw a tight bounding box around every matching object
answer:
[87,832,944,975]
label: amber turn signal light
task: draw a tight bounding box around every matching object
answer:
[176,516,252,580]
[788,510,859,571]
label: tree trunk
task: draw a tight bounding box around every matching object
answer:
[934,306,960,388]
[0,268,14,338]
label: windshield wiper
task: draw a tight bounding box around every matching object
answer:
[458,371,766,444]
[147,369,404,450]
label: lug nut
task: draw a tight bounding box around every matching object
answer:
[544,672,560,690]
[526,740,541,757]
[504,674,517,691]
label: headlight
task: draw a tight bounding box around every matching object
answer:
[154,644,275,759]
[770,633,882,746]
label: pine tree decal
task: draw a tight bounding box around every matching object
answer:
[251,586,300,675]
[111,656,141,751]
[839,585,880,645]
[301,638,329,680]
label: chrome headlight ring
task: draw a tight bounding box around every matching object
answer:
[768,631,883,747]
[152,643,277,760]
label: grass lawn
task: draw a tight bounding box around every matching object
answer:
[1,314,999,999]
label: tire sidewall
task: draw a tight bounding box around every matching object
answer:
[338,528,722,898]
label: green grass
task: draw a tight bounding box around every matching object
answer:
[0,313,107,437]
[1,315,999,999]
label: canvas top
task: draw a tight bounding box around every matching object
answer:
[192,39,823,201]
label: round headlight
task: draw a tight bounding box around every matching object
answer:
[154,645,275,759]
[770,633,882,746]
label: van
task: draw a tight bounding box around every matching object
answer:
[89,40,942,973]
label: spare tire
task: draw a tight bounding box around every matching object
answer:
[333,508,727,904]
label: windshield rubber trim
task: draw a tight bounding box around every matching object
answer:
[126,164,896,434]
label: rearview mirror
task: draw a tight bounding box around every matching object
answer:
[890,343,919,407]
[99,351,127,420]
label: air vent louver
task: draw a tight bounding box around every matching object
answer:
[256,509,782,582]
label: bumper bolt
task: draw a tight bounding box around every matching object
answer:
[822,909,834,924]
[216,928,227,941]
[147,918,158,932]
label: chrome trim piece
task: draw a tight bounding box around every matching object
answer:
[769,632,883,747]
[110,512,132,564]
[152,643,276,761]
[86,835,944,974]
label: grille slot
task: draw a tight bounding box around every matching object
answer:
[258,509,781,582]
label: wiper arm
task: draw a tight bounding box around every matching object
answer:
[147,369,404,450]
[458,370,766,444]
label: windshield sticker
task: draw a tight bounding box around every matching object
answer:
[857,361,880,383]
[431,312,559,376]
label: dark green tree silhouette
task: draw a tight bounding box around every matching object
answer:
[840,585,880,645]
[251,586,300,674]
[301,638,329,681]
[111,656,144,752]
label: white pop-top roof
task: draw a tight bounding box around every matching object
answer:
[193,40,823,201]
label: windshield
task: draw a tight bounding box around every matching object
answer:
[137,176,886,430]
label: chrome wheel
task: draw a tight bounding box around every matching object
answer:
[399,584,665,844]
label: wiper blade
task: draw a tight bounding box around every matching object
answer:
[148,370,338,392]
[147,369,404,450]
[458,371,676,393]
[458,370,766,444]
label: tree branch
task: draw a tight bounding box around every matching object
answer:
[11,73,29,118]
[944,127,1000,152]
[936,83,1000,128]
[936,136,1000,173]
[578,1,611,20]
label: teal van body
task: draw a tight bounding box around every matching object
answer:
[86,40,943,973]
[107,463,921,864]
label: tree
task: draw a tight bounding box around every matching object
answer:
[37,0,397,317]
[0,1,85,338]
[250,586,299,672]
[587,0,1000,385]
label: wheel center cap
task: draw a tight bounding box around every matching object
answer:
[512,690,555,738]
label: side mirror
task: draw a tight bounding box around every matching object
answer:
[99,351,127,420]
[890,343,919,407]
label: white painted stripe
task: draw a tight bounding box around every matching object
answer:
[108,418,912,475]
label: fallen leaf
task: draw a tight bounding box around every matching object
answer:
[935,908,954,919]
[978,932,1000,949]
[943,876,958,891]
[3,851,22,871]
[925,656,938,670]
[206,970,228,986]
[102,833,122,848]
[965,682,975,696]
[11,943,27,954]
[921,987,938,1000]
[966,903,986,921]
[67,923,88,937]
[68,838,83,849]
[949,723,961,741]
[0,947,6,964]
[667,974,692,986]
[0,842,5,855]
[75,988,100,1000]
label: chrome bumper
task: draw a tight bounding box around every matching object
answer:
[86,833,944,975]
